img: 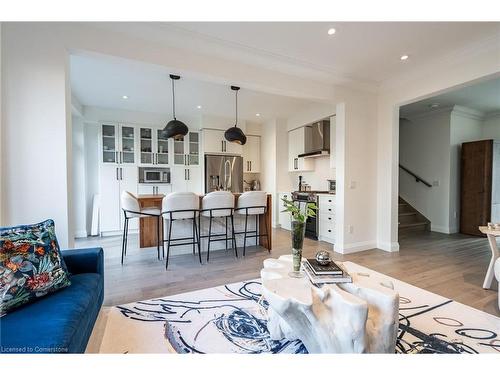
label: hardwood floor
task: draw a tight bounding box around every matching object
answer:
[76,228,499,316]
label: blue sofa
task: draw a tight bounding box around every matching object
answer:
[0,247,104,353]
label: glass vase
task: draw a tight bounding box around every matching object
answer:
[289,220,306,278]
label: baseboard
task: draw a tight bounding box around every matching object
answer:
[431,225,452,234]
[377,241,400,252]
[74,230,88,239]
[334,240,377,254]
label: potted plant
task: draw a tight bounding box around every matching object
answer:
[281,198,317,277]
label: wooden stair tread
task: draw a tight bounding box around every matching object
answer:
[399,221,429,228]
[399,212,417,216]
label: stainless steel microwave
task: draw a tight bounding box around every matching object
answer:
[139,167,170,183]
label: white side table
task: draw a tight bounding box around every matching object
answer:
[260,255,399,353]
[479,226,500,289]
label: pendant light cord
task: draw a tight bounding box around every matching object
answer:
[172,78,176,120]
[235,89,238,127]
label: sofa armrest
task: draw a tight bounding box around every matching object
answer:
[61,247,104,276]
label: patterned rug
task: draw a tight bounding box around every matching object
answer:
[98,263,500,354]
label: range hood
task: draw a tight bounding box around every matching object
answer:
[298,119,330,158]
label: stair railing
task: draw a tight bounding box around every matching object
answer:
[399,164,432,188]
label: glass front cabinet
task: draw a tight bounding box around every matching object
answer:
[101,124,136,164]
[173,131,200,166]
[101,124,192,166]
[138,126,170,166]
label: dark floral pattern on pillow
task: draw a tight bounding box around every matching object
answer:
[0,219,71,316]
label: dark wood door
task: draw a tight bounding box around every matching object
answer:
[460,140,493,236]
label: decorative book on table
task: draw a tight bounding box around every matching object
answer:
[302,261,352,284]
[305,258,343,275]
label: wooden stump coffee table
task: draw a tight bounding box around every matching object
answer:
[260,255,399,353]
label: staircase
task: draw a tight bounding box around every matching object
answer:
[398,197,431,234]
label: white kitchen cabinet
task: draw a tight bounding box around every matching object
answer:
[288,127,314,172]
[138,127,170,166]
[137,184,171,195]
[99,165,121,233]
[173,131,200,166]
[243,135,260,173]
[318,194,335,244]
[101,124,136,165]
[202,129,242,155]
[99,164,139,234]
[278,192,292,231]
[171,165,203,194]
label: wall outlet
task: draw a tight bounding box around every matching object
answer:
[348,225,354,234]
[349,181,357,189]
[432,180,440,187]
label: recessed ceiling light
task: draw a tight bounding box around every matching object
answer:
[256,113,261,117]
[122,95,129,100]
[429,103,440,109]
[197,105,202,109]
[327,28,336,35]
[400,55,409,61]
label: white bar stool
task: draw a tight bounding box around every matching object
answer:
[234,191,269,256]
[120,191,161,264]
[161,192,201,270]
[200,191,237,262]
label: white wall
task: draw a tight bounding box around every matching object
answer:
[449,106,484,233]
[0,22,3,225]
[260,119,278,225]
[84,123,99,235]
[72,116,87,237]
[2,24,72,247]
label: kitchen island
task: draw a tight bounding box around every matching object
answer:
[137,193,272,253]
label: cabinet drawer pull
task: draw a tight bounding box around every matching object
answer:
[116,167,119,180]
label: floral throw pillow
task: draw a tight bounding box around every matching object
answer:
[0,219,71,316]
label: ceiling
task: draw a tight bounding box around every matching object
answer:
[70,54,318,121]
[93,22,500,87]
[400,77,500,117]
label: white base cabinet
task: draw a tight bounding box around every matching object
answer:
[137,184,172,195]
[99,164,139,234]
[318,194,336,244]
[171,166,203,194]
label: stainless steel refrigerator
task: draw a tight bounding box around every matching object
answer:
[205,154,243,193]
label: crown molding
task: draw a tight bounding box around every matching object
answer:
[451,105,485,121]
[402,105,455,120]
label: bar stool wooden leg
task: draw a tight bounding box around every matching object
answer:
[264,211,270,252]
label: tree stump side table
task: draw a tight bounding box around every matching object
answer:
[260,255,399,353]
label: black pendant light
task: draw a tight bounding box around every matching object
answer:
[224,86,247,145]
[163,74,188,140]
